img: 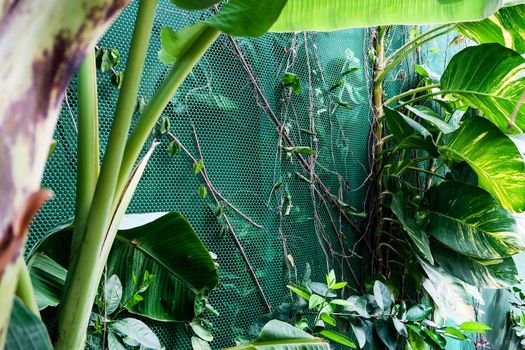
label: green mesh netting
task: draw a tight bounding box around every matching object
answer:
[26,2,469,349]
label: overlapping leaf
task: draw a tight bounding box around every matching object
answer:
[270,0,502,32]
[458,5,525,53]
[424,181,523,260]
[441,44,525,134]
[439,117,525,212]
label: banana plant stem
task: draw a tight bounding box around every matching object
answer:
[114,26,220,203]
[55,1,157,349]
[71,48,100,264]
[384,84,440,106]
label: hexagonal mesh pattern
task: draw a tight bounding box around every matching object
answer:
[27,1,377,349]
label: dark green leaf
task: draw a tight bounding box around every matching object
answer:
[111,71,124,89]
[5,297,53,350]
[384,107,438,156]
[405,105,456,134]
[422,327,447,349]
[167,140,181,157]
[390,192,434,263]
[375,319,398,350]
[349,318,368,349]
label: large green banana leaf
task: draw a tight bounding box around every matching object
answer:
[441,44,525,134]
[5,297,53,350]
[458,5,525,54]
[424,181,523,260]
[29,212,218,321]
[224,320,330,349]
[432,243,519,288]
[439,117,525,213]
[28,253,67,310]
[269,0,502,32]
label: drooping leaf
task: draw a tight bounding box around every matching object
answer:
[405,105,456,134]
[390,192,434,263]
[424,181,523,260]
[30,213,218,322]
[441,44,525,134]
[432,243,519,288]
[373,281,394,311]
[384,107,437,156]
[458,5,525,54]
[190,320,213,342]
[224,320,330,349]
[393,318,408,338]
[158,23,209,65]
[170,0,217,10]
[349,318,368,349]
[107,332,127,350]
[110,318,161,349]
[270,0,503,32]
[5,297,53,350]
[108,212,219,321]
[319,330,356,348]
[439,117,525,212]
[207,0,288,37]
[28,253,66,310]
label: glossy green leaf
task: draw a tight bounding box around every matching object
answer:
[373,281,394,311]
[393,318,408,338]
[191,336,211,350]
[349,319,368,349]
[424,181,523,260]
[270,0,502,32]
[405,105,456,134]
[439,117,525,212]
[422,327,447,349]
[110,318,161,349]
[28,253,66,310]
[459,321,492,333]
[390,192,434,263]
[406,304,433,322]
[432,243,519,288]
[108,212,219,321]
[31,212,218,322]
[224,320,330,349]
[441,44,525,134]
[107,332,127,350]
[207,0,287,37]
[319,330,356,348]
[190,321,213,342]
[170,0,217,10]
[5,297,53,350]
[384,107,437,156]
[458,5,525,54]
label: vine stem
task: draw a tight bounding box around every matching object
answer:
[162,127,263,230]
[191,124,272,313]
[227,35,365,239]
